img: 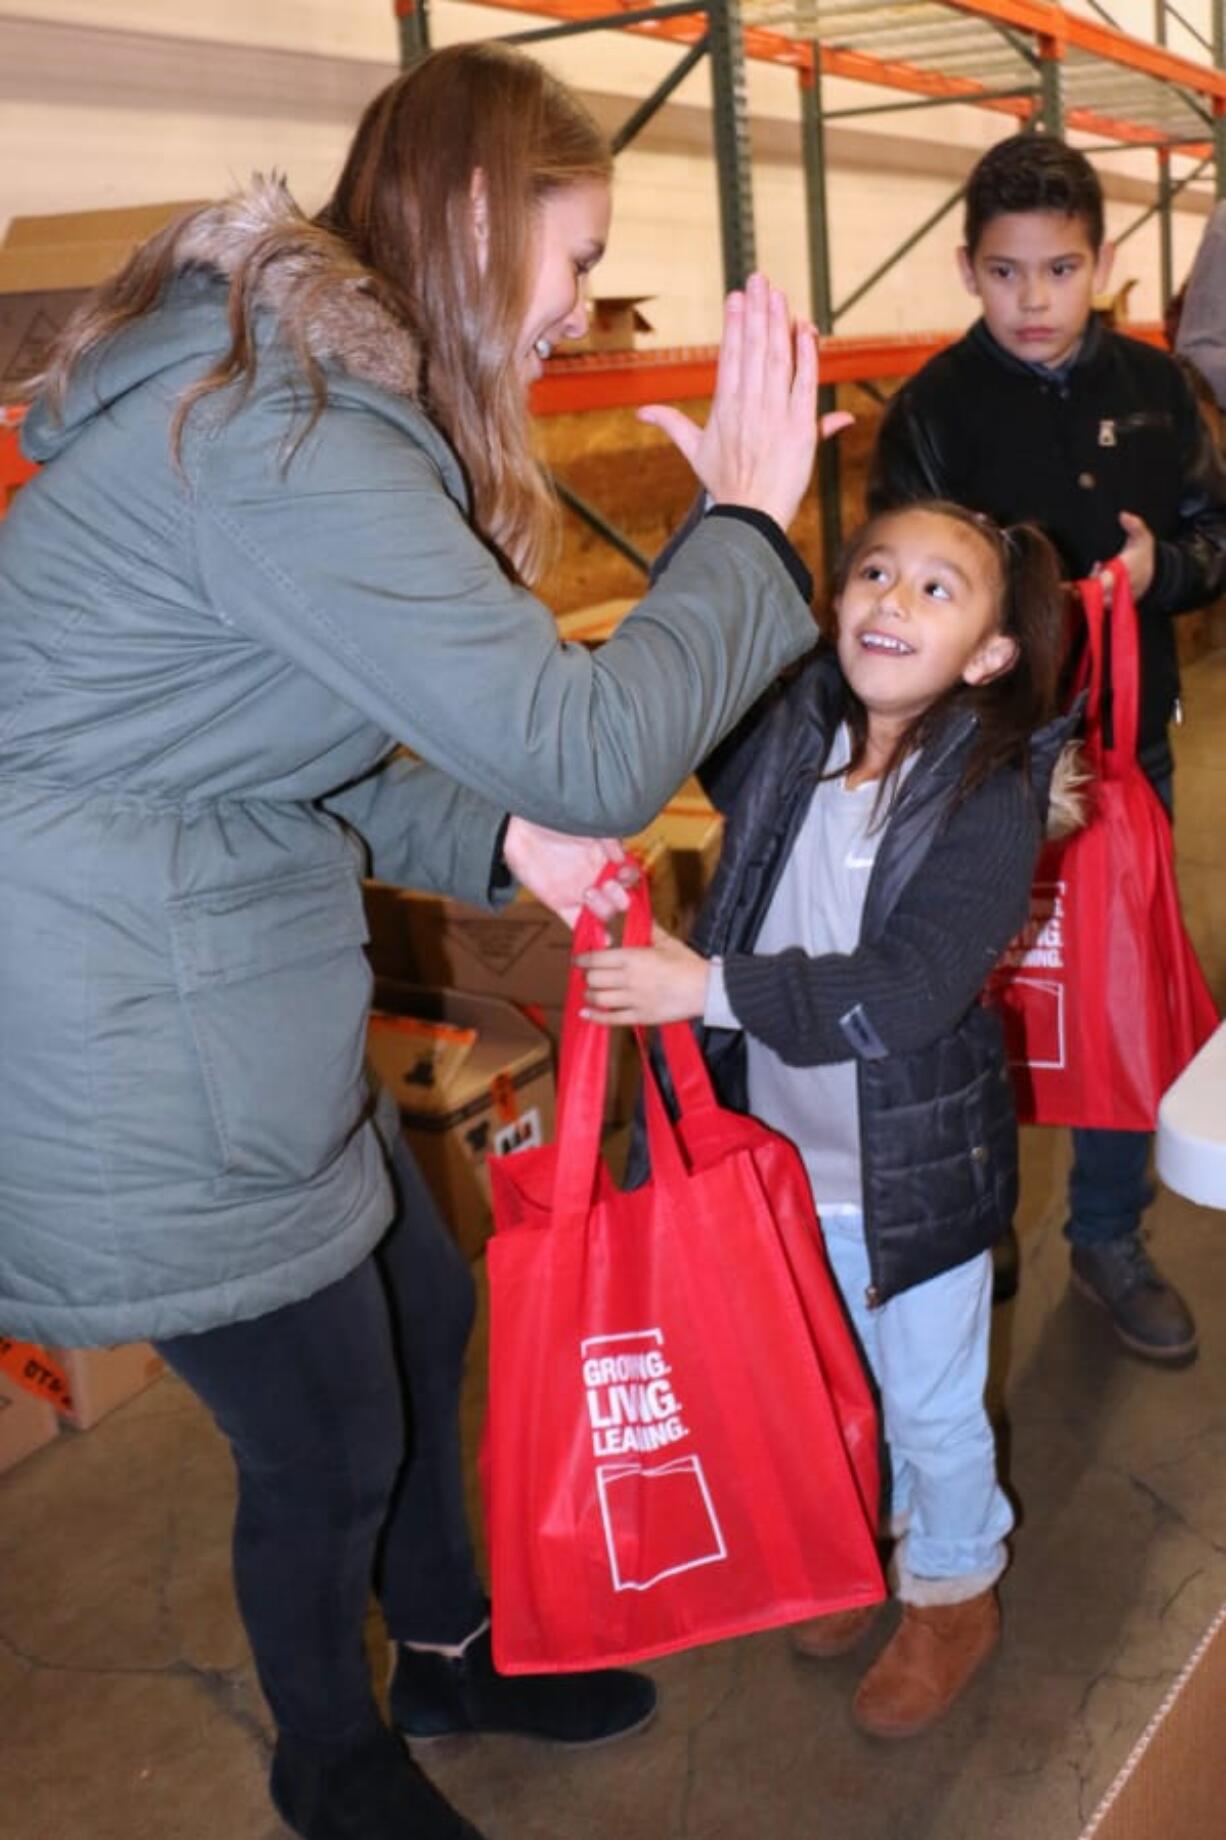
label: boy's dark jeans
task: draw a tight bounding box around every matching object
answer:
[156,1134,487,1742]
[1064,766,1173,1250]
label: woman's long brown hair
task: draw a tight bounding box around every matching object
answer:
[28,43,612,581]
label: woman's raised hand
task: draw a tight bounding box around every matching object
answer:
[638,272,852,533]
[502,817,636,928]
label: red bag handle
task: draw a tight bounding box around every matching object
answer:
[552,863,717,1228]
[1076,556,1140,773]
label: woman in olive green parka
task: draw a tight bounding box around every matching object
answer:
[0,45,838,1840]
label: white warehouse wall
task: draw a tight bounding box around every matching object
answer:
[0,0,1220,345]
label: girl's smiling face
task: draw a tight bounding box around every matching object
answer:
[835,508,1019,732]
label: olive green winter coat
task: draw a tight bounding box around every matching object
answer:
[0,181,816,1344]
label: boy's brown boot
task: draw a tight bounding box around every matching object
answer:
[791,1604,882,1660]
[851,1590,999,1738]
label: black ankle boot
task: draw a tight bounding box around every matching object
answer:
[270,1722,485,1839]
[389,1626,657,1748]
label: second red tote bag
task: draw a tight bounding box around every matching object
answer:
[991,558,1217,1129]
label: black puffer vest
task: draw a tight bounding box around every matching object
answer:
[677,651,1073,1306]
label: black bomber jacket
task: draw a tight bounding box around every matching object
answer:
[869,316,1226,776]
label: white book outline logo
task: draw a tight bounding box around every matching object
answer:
[595,1455,728,1592]
[1007,975,1066,1070]
[581,1330,727,1593]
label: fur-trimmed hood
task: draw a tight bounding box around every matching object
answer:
[23,177,422,463]
[169,177,422,399]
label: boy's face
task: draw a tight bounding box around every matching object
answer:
[958,210,1113,370]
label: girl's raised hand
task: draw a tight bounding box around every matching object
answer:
[577,922,710,1025]
[637,272,853,533]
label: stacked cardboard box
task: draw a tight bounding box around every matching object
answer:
[0,1373,58,1476]
[51,1345,167,1431]
[0,199,206,389]
[368,982,556,1260]
[0,1335,166,1444]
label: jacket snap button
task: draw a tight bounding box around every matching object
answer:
[971,1144,989,1164]
[1078,471,1096,489]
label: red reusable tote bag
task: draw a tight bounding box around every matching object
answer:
[484,876,884,1675]
[991,557,1217,1130]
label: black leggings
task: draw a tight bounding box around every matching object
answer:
[156,1135,487,1742]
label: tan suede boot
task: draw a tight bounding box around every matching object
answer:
[791,1604,882,1660]
[852,1590,999,1738]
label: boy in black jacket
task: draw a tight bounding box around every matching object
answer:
[870,132,1226,1366]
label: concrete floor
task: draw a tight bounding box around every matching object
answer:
[3,651,1225,1840]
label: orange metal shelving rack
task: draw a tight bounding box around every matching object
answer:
[0,1,1215,521]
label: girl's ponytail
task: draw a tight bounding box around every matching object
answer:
[998,521,1065,716]
[970,517,1067,788]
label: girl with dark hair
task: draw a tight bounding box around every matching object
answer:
[0,41,846,1840]
[581,501,1081,1739]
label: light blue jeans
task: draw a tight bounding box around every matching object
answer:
[822,1211,1014,1605]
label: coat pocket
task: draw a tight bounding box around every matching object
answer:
[168,864,372,1186]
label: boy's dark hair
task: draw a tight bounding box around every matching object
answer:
[964,133,1104,254]
[823,500,1066,812]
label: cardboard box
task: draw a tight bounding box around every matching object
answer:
[368,982,556,1259]
[50,1344,166,1431]
[554,295,654,355]
[1078,1602,1226,1839]
[0,199,206,388]
[0,1373,58,1476]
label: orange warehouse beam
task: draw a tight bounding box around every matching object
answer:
[528,325,1166,415]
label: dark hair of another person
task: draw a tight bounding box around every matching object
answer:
[964,133,1105,256]
[822,500,1066,814]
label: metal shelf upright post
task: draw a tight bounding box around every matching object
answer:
[1216,2,1226,199]
[1155,0,1172,308]
[396,0,431,63]
[800,50,842,568]
[707,0,757,287]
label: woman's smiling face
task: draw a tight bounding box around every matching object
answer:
[517,180,611,382]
